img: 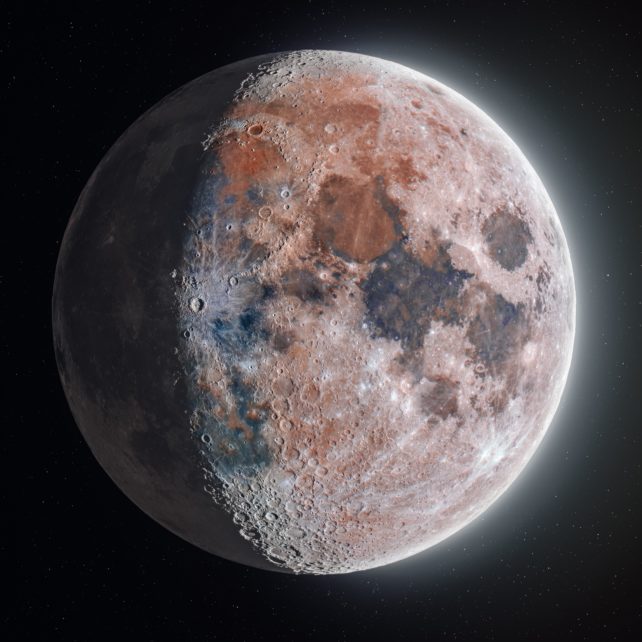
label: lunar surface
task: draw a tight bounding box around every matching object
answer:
[52,50,575,574]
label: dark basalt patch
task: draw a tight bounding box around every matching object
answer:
[229,373,270,433]
[536,262,551,292]
[482,208,532,271]
[535,262,552,314]
[197,369,272,472]
[246,184,263,204]
[238,235,269,269]
[421,378,459,419]
[466,291,528,374]
[210,305,270,359]
[273,329,294,352]
[195,297,276,472]
[361,241,472,351]
[281,268,325,303]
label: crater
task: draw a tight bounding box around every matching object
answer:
[482,208,532,271]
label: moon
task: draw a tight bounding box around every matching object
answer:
[52,50,575,574]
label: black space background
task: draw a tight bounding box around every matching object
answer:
[5,2,641,640]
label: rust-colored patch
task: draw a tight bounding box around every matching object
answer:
[231,98,297,126]
[351,148,382,178]
[215,133,287,198]
[320,100,381,131]
[423,114,458,139]
[245,400,271,424]
[389,155,428,188]
[195,375,224,403]
[230,73,381,146]
[313,174,398,262]
[225,405,255,442]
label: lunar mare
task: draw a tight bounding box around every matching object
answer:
[53,50,575,574]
